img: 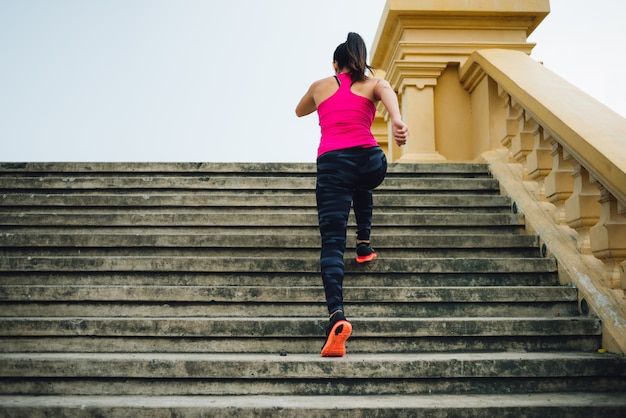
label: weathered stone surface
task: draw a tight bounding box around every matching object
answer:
[0,192,511,208]
[0,211,521,228]
[0,256,557,273]
[0,284,576,303]
[0,175,499,191]
[0,393,626,418]
[1,352,624,379]
[2,394,626,418]
[1,334,600,355]
[0,231,536,249]
[0,317,600,338]
[0,161,490,174]
[0,271,560,287]
[0,162,623,415]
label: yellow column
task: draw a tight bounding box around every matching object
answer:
[398,81,445,162]
[370,0,549,162]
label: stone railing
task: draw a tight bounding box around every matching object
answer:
[460,48,626,353]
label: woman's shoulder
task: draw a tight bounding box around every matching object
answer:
[311,76,342,107]
[367,76,389,85]
[359,76,388,91]
[369,77,392,93]
[312,76,338,88]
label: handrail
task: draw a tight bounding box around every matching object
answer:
[460,49,626,207]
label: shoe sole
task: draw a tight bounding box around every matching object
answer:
[356,252,377,263]
[321,320,352,357]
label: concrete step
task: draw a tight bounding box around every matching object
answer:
[0,316,599,357]
[0,285,575,303]
[3,393,626,418]
[0,210,522,227]
[0,231,537,249]
[1,192,512,209]
[1,351,622,379]
[0,284,579,319]
[0,256,557,273]
[0,271,560,287]
[0,161,491,175]
[0,352,623,396]
[0,317,599,338]
[0,175,501,191]
[0,248,544,259]
[0,231,540,257]
[1,224,525,236]
[0,300,580,320]
[2,334,600,354]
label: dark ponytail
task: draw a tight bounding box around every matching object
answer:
[333,32,373,84]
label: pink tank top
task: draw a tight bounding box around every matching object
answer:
[316,72,378,157]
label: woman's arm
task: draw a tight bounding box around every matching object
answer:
[374,79,408,146]
[295,83,317,117]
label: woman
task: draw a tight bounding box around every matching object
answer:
[296,32,408,357]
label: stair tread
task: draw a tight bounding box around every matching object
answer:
[1,352,623,380]
[1,193,512,208]
[0,285,576,302]
[3,393,626,410]
[0,317,601,338]
[0,176,500,191]
[0,161,488,173]
[4,351,613,359]
[0,232,538,251]
[0,256,558,273]
[0,212,522,228]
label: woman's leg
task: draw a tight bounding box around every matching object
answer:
[353,189,373,241]
[316,147,386,313]
[316,156,354,315]
[353,148,387,244]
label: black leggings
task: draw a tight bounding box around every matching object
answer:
[316,146,387,315]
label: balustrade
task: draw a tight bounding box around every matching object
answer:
[465,54,626,291]
[370,0,626,352]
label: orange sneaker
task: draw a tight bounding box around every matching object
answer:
[321,311,352,357]
[356,242,377,263]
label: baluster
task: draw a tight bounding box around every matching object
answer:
[590,185,626,289]
[512,113,538,170]
[500,97,524,180]
[492,84,510,150]
[525,122,552,201]
[502,98,523,155]
[544,141,574,225]
[505,99,524,159]
[564,163,601,254]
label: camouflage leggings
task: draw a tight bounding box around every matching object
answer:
[316,146,387,315]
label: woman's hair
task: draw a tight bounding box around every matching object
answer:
[333,32,373,83]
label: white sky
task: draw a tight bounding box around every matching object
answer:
[1,0,625,163]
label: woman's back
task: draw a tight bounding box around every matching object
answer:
[312,75,378,108]
[316,72,378,157]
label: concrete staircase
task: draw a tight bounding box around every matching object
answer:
[1,162,625,417]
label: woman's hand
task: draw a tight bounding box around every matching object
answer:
[391,118,408,146]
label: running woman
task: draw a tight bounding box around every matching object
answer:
[296,32,408,357]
